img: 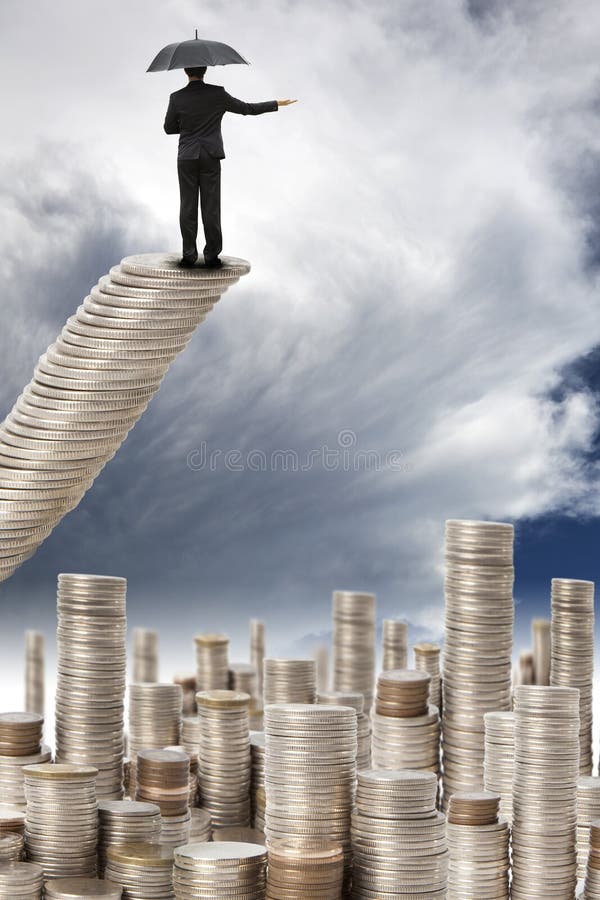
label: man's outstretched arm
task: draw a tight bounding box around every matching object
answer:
[164,96,180,134]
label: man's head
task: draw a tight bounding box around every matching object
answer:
[185,66,207,80]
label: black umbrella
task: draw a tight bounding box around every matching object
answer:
[146,30,249,72]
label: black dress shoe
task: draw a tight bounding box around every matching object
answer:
[178,257,197,268]
[202,257,223,269]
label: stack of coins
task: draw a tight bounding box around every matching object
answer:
[127,683,182,791]
[518,651,534,686]
[266,840,343,899]
[532,618,551,685]
[250,620,265,698]
[511,685,580,899]
[0,714,50,807]
[45,878,123,898]
[0,254,251,584]
[136,749,189,817]
[483,711,514,824]
[181,717,201,759]
[165,745,198,807]
[173,676,197,716]
[414,643,442,712]
[24,631,44,717]
[196,690,251,828]
[214,826,265,844]
[583,821,600,897]
[318,691,371,770]
[351,769,448,897]
[382,619,408,671]
[250,732,265,832]
[132,629,159,683]
[98,799,161,876]
[0,833,24,861]
[55,573,127,799]
[332,591,376,713]
[550,578,595,774]
[160,810,192,848]
[195,635,229,692]
[23,763,99,878]
[229,664,262,730]
[264,704,357,878]
[263,659,316,705]
[0,804,25,835]
[105,843,174,899]
[372,671,440,774]
[313,644,330,693]
[446,791,509,899]
[578,778,600,879]
[189,809,212,843]
[0,861,43,898]
[173,842,267,899]
[442,519,514,802]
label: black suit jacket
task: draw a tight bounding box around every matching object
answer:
[164,81,279,160]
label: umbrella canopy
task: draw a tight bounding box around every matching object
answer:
[147,31,249,72]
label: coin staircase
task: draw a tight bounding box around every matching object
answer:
[0,253,251,583]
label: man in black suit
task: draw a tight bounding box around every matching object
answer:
[164,67,297,268]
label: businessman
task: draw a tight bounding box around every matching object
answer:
[164,66,297,268]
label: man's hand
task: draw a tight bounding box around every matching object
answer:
[277,99,298,107]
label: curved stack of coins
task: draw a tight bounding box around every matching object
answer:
[105,843,174,899]
[382,619,408,671]
[0,832,23,861]
[442,519,514,802]
[196,690,251,828]
[127,683,182,792]
[266,839,343,899]
[98,799,161,876]
[483,711,514,824]
[173,841,267,899]
[0,254,251,585]
[371,670,440,774]
[23,763,98,878]
[0,861,43,898]
[250,732,266,832]
[250,620,265,698]
[318,691,371,771]
[55,573,127,799]
[24,632,44,717]
[446,791,509,899]
[45,878,123,898]
[511,685,580,899]
[195,635,229,692]
[229,664,262,730]
[132,629,159,684]
[414,643,442,712]
[0,713,50,807]
[165,745,198,807]
[263,659,316,705]
[264,704,357,879]
[0,804,25,835]
[550,578,595,774]
[531,618,551,685]
[351,769,448,898]
[173,676,197,717]
[583,822,600,898]
[332,591,376,713]
[189,809,212,843]
[136,749,189,815]
[578,778,600,879]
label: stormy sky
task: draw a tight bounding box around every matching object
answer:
[2,0,600,707]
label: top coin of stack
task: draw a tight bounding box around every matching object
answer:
[447,790,500,825]
[0,714,42,758]
[382,619,408,671]
[195,634,229,692]
[375,670,430,717]
[332,591,376,713]
[442,519,514,802]
[263,659,316,705]
[135,749,189,817]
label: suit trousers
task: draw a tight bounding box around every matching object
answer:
[177,149,222,262]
